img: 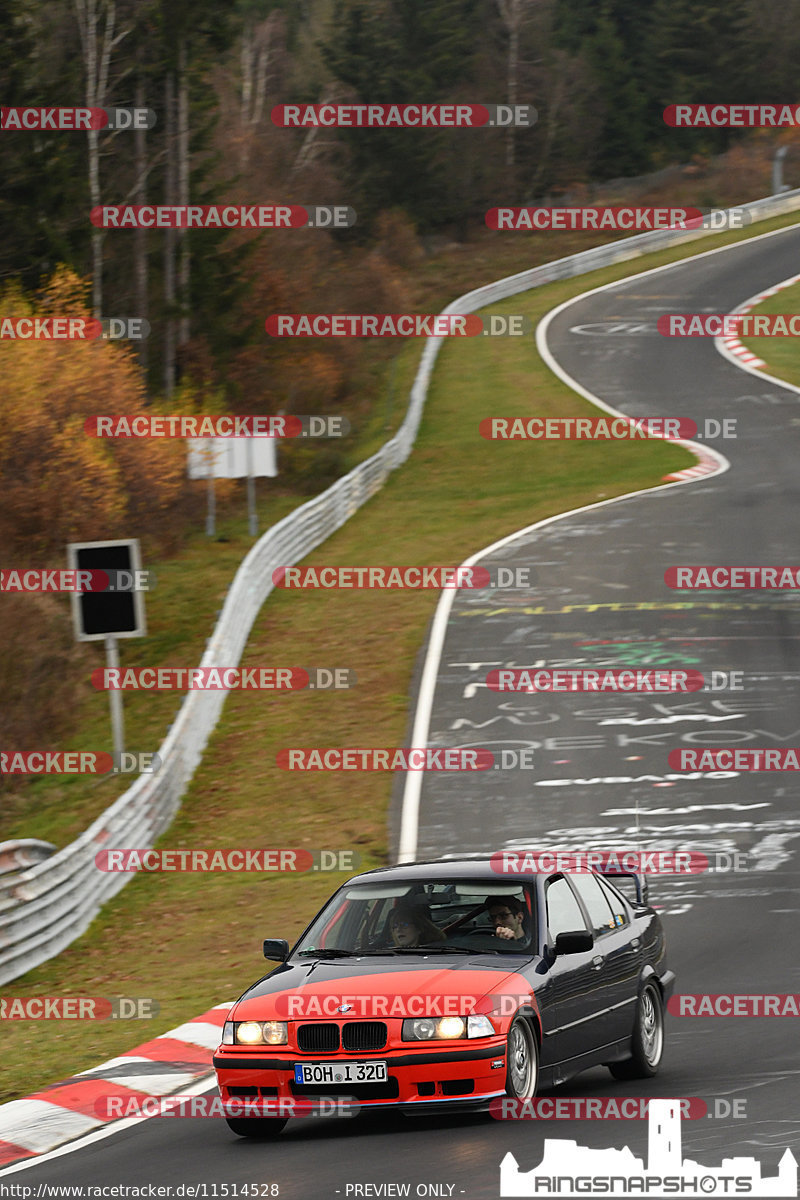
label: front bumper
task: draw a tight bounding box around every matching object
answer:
[213,1038,509,1111]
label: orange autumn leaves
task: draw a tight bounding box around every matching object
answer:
[0,268,190,557]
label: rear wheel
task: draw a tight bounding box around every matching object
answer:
[505,1016,539,1099]
[225,1117,287,1139]
[609,981,664,1080]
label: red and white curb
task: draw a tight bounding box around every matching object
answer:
[717,271,800,369]
[662,443,720,482]
[0,1002,232,1166]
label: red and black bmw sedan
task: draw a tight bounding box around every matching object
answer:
[213,857,675,1137]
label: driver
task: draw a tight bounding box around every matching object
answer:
[486,895,528,942]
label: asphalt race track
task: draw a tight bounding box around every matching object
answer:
[7,225,800,1198]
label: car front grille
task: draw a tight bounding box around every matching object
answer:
[341,1021,387,1052]
[290,1078,400,1101]
[297,1022,340,1052]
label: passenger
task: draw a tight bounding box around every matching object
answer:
[486,896,529,942]
[389,903,446,948]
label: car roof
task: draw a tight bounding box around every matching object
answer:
[344,856,537,885]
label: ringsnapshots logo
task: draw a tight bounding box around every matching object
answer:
[1,996,158,1019]
[1,106,156,130]
[91,205,355,229]
[486,207,749,232]
[265,314,531,337]
[94,848,360,873]
[499,1098,797,1197]
[272,103,537,128]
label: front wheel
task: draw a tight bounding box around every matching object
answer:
[505,1016,539,1098]
[609,981,664,1080]
[225,1117,287,1139]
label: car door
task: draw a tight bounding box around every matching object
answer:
[542,874,607,1070]
[567,872,640,1045]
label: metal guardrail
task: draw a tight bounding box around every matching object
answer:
[2,190,799,984]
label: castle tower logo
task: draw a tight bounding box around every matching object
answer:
[500,1099,797,1197]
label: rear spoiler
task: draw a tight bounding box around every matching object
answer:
[598,868,649,906]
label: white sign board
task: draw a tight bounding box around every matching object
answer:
[187,436,277,479]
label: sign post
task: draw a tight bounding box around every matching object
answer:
[67,538,147,761]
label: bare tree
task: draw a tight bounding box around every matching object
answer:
[495,0,537,175]
[240,9,284,170]
[74,0,129,316]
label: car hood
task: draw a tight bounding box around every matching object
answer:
[230,956,536,1022]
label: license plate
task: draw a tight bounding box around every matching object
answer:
[294,1060,388,1085]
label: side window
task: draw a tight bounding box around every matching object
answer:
[546,876,588,940]
[569,874,618,938]
[596,875,628,929]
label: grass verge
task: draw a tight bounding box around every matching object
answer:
[739,277,800,387]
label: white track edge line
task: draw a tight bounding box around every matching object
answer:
[0,1074,217,1177]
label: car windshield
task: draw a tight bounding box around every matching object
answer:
[293,879,535,956]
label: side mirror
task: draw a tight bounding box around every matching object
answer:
[555,930,593,955]
[263,938,290,961]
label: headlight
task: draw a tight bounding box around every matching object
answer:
[402,1016,466,1041]
[234,1020,288,1045]
[467,1014,495,1038]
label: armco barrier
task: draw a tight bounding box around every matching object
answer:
[2,192,799,984]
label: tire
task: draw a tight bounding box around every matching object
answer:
[225,1117,287,1139]
[609,981,664,1080]
[505,1016,539,1099]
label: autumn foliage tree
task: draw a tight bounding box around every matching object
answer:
[0,267,194,560]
